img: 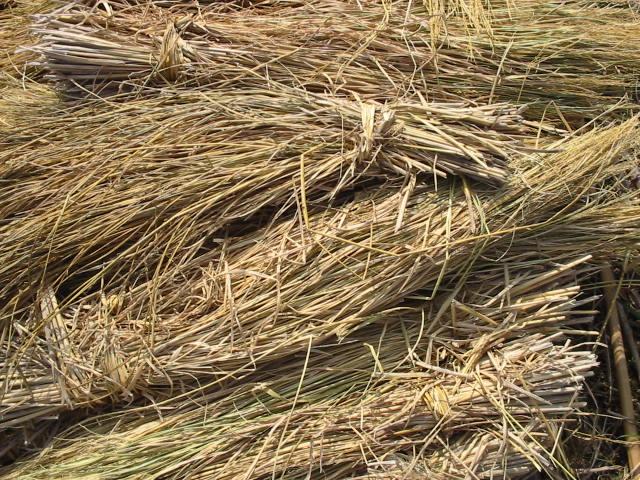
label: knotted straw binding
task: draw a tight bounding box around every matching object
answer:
[154,22,185,82]
[357,102,397,163]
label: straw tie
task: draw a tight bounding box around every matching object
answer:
[423,385,452,420]
[154,22,185,82]
[357,102,397,163]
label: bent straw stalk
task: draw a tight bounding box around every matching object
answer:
[0,85,534,320]
[31,0,640,124]
[2,259,598,479]
[1,120,637,432]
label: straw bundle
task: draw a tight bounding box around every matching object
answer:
[31,0,640,124]
[2,119,637,433]
[0,84,539,323]
[1,0,639,474]
[1,257,599,479]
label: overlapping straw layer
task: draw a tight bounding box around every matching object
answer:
[351,426,552,479]
[31,0,640,124]
[0,0,58,77]
[0,84,540,322]
[1,257,599,479]
[1,0,639,474]
[2,119,637,433]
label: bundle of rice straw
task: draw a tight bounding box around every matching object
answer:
[2,0,639,475]
[0,83,538,320]
[1,256,599,479]
[2,119,637,433]
[30,0,640,124]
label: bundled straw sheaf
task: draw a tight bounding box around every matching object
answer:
[0,85,537,321]
[30,0,640,123]
[1,119,637,433]
[1,257,599,479]
[2,0,640,474]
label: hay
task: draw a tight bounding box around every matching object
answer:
[2,119,637,433]
[0,83,540,323]
[1,0,639,474]
[30,0,640,124]
[1,257,599,479]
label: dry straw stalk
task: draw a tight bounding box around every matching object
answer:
[31,0,640,124]
[2,257,599,479]
[2,119,638,432]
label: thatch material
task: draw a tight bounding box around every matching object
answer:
[0,83,539,323]
[1,257,599,479]
[1,0,639,474]
[31,0,640,124]
[349,426,552,479]
[0,76,58,125]
[0,0,57,78]
[1,119,637,433]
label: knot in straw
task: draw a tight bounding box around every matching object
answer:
[423,385,452,420]
[155,22,185,82]
[358,102,396,162]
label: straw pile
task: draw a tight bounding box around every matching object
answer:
[1,84,545,329]
[1,257,603,478]
[2,119,638,429]
[1,0,639,476]
[30,0,640,124]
